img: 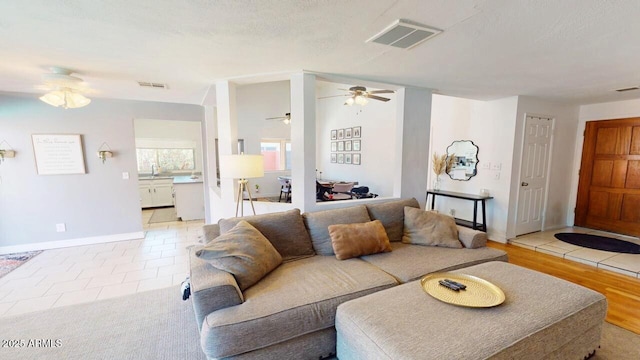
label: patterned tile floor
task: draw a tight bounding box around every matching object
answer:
[0,209,203,317]
[510,227,640,278]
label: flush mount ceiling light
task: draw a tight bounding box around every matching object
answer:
[366,19,442,50]
[39,67,91,109]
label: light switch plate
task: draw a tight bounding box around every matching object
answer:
[493,172,500,180]
[122,172,130,180]
[481,162,491,170]
[56,223,66,232]
[491,163,502,171]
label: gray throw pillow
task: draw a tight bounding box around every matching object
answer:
[197,220,282,291]
[366,198,420,242]
[218,209,315,261]
[303,205,371,255]
[402,206,462,248]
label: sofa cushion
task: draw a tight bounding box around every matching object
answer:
[303,205,371,255]
[329,220,392,260]
[199,255,398,359]
[360,242,508,283]
[402,206,462,248]
[197,221,282,291]
[365,198,420,242]
[219,209,315,261]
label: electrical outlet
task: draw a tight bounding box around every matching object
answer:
[449,209,456,217]
[56,223,66,232]
[481,162,491,170]
[122,172,129,180]
[493,172,501,180]
[491,163,502,171]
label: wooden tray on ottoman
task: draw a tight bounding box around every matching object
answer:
[420,272,505,308]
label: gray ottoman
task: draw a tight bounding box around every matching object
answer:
[336,261,607,360]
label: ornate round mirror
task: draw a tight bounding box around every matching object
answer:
[446,140,479,181]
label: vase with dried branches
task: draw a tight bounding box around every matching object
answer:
[431,152,455,191]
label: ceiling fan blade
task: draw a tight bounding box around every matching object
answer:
[318,94,350,99]
[367,94,391,102]
[368,90,395,94]
[266,117,286,120]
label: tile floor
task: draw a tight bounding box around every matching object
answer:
[0,209,203,317]
[510,227,640,278]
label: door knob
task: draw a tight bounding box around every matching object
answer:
[521,182,529,186]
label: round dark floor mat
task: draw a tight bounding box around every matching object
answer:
[554,233,640,254]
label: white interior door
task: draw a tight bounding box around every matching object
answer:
[515,115,553,236]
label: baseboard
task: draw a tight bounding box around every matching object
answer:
[0,231,145,255]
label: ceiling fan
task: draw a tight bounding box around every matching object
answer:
[266,112,291,124]
[36,67,92,109]
[319,86,395,106]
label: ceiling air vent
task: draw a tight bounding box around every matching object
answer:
[366,19,442,50]
[138,81,169,89]
[615,86,639,92]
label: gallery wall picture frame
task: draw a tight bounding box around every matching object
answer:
[353,126,361,138]
[352,140,361,151]
[345,128,352,139]
[345,153,352,164]
[331,130,337,140]
[337,153,344,164]
[331,153,337,163]
[345,140,352,151]
[337,129,344,139]
[353,153,361,165]
[331,142,337,152]
[338,141,344,151]
[32,134,86,175]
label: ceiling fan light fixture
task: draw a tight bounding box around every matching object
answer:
[355,95,368,106]
[40,89,91,109]
[39,91,66,107]
[283,118,291,125]
[345,97,355,106]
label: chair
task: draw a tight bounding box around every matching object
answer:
[316,181,333,201]
[278,177,291,202]
[330,182,354,200]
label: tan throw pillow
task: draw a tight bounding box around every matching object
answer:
[402,207,462,248]
[196,220,282,291]
[328,220,392,260]
[303,205,372,255]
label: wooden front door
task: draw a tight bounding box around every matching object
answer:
[575,117,640,237]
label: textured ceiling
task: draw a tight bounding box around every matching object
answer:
[1,0,640,105]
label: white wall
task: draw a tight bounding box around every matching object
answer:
[429,95,518,242]
[567,98,640,225]
[429,94,580,242]
[316,81,397,197]
[237,81,291,197]
[134,118,204,174]
[0,92,203,252]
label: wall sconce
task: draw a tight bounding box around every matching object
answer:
[0,140,16,164]
[97,142,114,164]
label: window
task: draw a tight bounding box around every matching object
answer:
[261,139,291,171]
[136,148,195,172]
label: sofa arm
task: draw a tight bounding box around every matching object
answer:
[202,224,220,244]
[190,247,243,330]
[457,226,487,248]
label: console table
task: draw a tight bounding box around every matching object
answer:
[426,189,493,231]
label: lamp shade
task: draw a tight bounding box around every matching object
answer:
[220,154,264,179]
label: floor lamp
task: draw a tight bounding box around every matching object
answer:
[220,154,264,217]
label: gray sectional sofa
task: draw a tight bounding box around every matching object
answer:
[189,198,508,360]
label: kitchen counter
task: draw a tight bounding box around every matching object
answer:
[173,175,203,184]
